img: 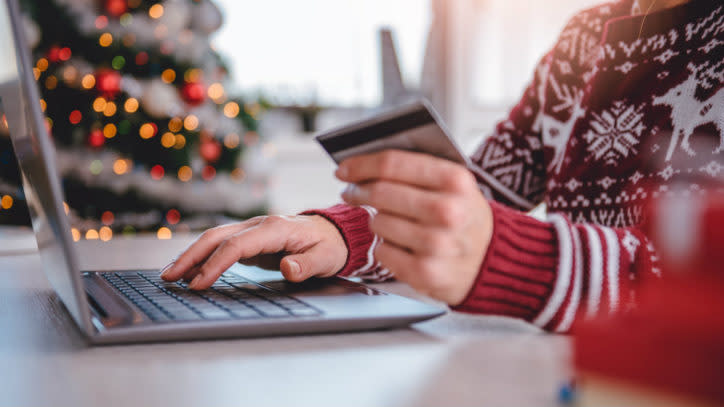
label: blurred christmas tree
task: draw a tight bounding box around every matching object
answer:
[0,0,270,237]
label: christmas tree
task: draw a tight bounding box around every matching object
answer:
[0,0,269,238]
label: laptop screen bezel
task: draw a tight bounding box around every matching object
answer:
[0,0,93,336]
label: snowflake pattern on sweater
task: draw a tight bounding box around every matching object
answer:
[306,0,723,332]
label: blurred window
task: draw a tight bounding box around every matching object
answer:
[213,0,431,106]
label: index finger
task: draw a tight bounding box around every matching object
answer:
[160,218,264,281]
[336,150,473,193]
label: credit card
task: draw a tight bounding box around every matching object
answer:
[315,99,469,166]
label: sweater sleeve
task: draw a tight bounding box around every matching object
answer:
[300,204,392,281]
[452,201,660,333]
[468,52,552,211]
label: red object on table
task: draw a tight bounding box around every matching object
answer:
[574,190,724,404]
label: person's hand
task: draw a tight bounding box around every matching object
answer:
[159,215,348,290]
[337,150,493,306]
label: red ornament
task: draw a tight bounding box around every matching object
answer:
[95,69,121,98]
[104,0,128,17]
[150,165,165,180]
[181,82,205,106]
[88,129,105,148]
[199,139,222,163]
[46,45,62,63]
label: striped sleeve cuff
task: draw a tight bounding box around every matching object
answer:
[300,204,376,277]
[452,201,559,324]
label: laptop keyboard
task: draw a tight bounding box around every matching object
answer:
[101,271,321,322]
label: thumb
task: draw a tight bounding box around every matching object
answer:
[280,244,342,282]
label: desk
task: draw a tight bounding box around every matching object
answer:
[0,229,571,407]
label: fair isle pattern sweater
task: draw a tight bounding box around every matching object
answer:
[304,0,723,332]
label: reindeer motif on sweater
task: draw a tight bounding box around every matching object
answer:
[653,60,724,161]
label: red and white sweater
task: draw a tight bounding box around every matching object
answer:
[305,0,724,332]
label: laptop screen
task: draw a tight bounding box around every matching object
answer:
[0,0,90,331]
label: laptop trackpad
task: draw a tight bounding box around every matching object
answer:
[232,265,384,297]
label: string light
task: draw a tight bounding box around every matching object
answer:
[81,74,96,89]
[39,99,47,112]
[58,47,71,61]
[0,195,13,210]
[33,68,40,80]
[120,13,133,26]
[161,69,176,83]
[93,97,107,112]
[150,164,165,179]
[157,227,172,240]
[99,226,113,242]
[166,209,181,225]
[223,133,240,149]
[85,229,99,240]
[223,102,240,118]
[177,166,192,182]
[95,15,108,29]
[231,168,246,182]
[71,228,81,242]
[168,117,183,132]
[63,66,78,83]
[103,123,117,138]
[124,98,139,113]
[103,101,117,117]
[139,123,157,139]
[69,110,82,125]
[63,202,70,214]
[207,83,224,101]
[99,33,113,47]
[101,211,115,225]
[36,58,48,72]
[89,160,103,175]
[111,55,126,70]
[183,115,198,131]
[161,132,176,148]
[184,68,202,83]
[135,52,149,66]
[202,165,216,181]
[45,75,58,90]
[174,134,186,149]
[113,159,129,175]
[149,4,164,19]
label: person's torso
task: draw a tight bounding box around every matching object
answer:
[539,0,723,227]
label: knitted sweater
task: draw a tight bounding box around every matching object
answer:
[305,0,724,333]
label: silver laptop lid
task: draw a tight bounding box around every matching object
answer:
[0,0,92,334]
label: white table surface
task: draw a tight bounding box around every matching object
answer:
[0,228,571,407]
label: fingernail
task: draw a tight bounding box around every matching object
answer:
[342,183,355,197]
[288,260,300,277]
[335,165,348,179]
[159,261,175,277]
[189,275,203,290]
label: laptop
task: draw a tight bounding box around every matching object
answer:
[0,0,444,344]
